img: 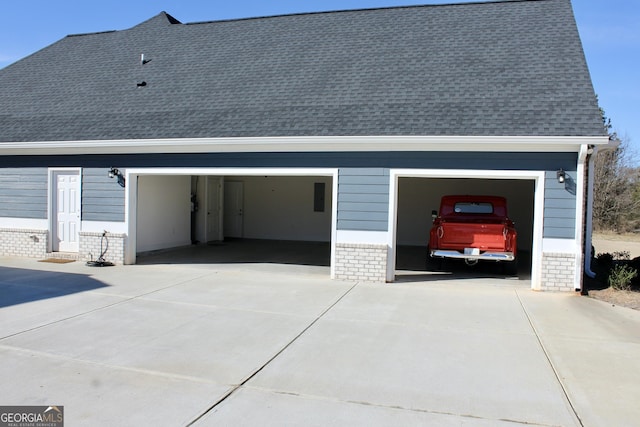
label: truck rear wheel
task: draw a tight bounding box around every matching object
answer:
[503,258,518,276]
[425,246,443,271]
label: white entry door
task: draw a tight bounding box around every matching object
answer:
[224,181,243,238]
[206,176,223,242]
[53,171,81,252]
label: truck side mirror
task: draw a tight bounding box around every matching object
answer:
[431,210,437,219]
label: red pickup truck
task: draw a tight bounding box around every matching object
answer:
[428,195,517,272]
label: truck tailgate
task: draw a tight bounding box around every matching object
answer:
[439,222,506,250]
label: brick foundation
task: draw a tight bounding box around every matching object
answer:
[541,252,579,292]
[79,231,126,265]
[334,243,388,282]
[0,228,48,259]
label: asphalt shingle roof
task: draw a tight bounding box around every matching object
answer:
[0,0,606,142]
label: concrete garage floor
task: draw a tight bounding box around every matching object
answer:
[1,254,639,426]
[137,239,332,267]
[137,239,532,285]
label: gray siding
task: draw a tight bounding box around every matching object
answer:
[2,152,579,236]
[338,169,389,231]
[0,168,47,219]
[543,170,577,239]
[82,168,125,222]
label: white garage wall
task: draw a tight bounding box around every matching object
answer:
[235,176,332,242]
[397,178,534,249]
[137,175,192,252]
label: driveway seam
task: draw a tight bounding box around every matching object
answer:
[0,343,222,385]
[240,386,560,427]
[186,281,360,426]
[0,271,215,342]
[515,289,584,427]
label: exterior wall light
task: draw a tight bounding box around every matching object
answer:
[109,167,126,188]
[557,169,566,184]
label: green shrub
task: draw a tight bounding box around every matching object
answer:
[608,264,638,291]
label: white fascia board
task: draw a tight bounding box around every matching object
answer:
[0,135,610,156]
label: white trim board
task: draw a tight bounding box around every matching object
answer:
[81,221,127,235]
[388,169,546,289]
[48,167,82,253]
[542,238,579,254]
[123,168,339,276]
[336,230,389,245]
[0,218,48,229]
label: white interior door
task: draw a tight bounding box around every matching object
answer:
[53,171,81,252]
[206,176,223,242]
[224,181,244,238]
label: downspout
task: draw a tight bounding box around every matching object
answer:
[584,139,620,278]
[583,145,597,278]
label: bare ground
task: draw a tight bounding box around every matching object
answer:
[587,232,640,310]
[587,288,640,310]
[592,231,640,258]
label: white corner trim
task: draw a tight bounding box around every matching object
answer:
[0,135,610,155]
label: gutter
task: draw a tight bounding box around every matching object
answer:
[0,135,607,156]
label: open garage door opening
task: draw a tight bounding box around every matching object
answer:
[395,177,534,282]
[134,173,334,270]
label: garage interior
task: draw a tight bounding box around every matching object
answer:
[395,177,534,281]
[135,174,333,268]
[132,173,535,282]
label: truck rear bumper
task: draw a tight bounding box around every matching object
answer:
[430,249,515,262]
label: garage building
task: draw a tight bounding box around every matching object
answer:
[0,0,610,291]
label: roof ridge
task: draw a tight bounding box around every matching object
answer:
[64,1,561,37]
[185,0,559,27]
[131,11,182,28]
[67,30,117,38]
[67,11,181,38]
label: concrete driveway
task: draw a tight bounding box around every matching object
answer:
[1,257,639,426]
